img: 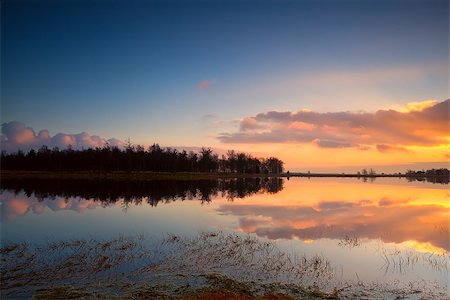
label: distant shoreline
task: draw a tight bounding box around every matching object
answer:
[2,170,449,182]
[0,170,410,180]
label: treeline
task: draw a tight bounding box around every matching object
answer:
[1,177,284,204]
[405,168,449,184]
[1,144,284,174]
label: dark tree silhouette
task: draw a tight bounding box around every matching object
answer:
[405,168,449,184]
[1,144,284,174]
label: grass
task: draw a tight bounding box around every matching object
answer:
[1,231,448,299]
[29,275,340,300]
[336,233,449,273]
[379,245,449,274]
[29,280,326,300]
[33,286,98,299]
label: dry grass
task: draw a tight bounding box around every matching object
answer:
[154,232,334,287]
[178,290,298,300]
[1,231,449,299]
[33,286,99,299]
[337,234,449,274]
[337,235,361,248]
[379,245,449,274]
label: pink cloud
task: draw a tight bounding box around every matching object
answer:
[240,117,268,131]
[197,79,211,90]
[0,191,103,222]
[288,121,315,131]
[1,121,125,153]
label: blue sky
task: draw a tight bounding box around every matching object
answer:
[1,0,448,169]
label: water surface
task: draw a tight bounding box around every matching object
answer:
[1,177,448,296]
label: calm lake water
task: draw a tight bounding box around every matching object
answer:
[1,177,449,297]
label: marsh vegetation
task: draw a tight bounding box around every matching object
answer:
[2,231,447,299]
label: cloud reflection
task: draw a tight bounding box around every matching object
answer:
[0,177,283,222]
[218,198,449,252]
[0,192,103,222]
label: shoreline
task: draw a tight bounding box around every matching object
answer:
[2,170,448,182]
[0,170,407,180]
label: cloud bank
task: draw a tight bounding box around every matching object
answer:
[1,122,124,153]
[218,99,449,151]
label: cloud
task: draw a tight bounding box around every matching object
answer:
[313,139,352,149]
[1,121,124,153]
[317,201,354,210]
[201,114,218,122]
[397,100,438,112]
[218,99,450,151]
[376,144,409,153]
[240,117,268,131]
[197,79,211,90]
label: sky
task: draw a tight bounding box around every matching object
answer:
[1,0,449,172]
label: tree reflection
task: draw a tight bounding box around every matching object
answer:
[1,177,284,206]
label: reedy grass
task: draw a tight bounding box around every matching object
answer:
[1,231,448,299]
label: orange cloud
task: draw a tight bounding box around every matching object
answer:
[398,100,438,112]
[218,99,449,151]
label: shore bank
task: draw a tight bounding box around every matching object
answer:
[0,170,407,181]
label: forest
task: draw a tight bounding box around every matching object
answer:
[1,144,284,174]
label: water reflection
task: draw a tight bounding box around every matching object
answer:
[1,177,448,254]
[219,201,449,252]
[0,193,102,222]
[0,177,283,221]
[217,178,450,253]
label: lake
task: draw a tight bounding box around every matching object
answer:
[1,177,449,298]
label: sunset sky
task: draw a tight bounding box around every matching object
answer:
[2,0,449,172]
